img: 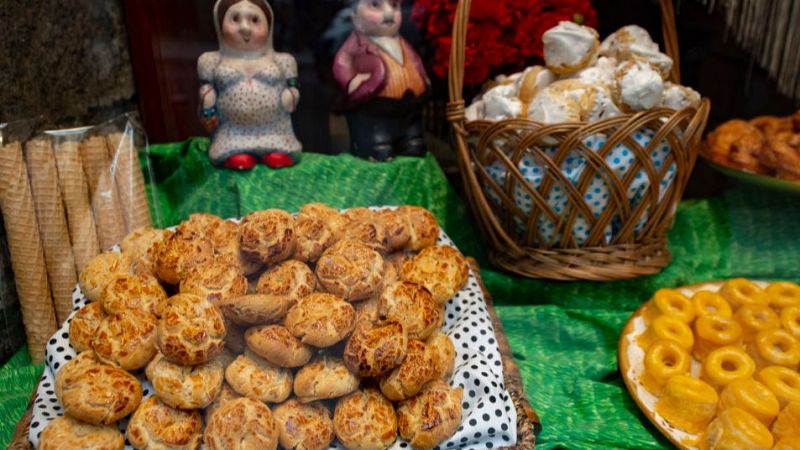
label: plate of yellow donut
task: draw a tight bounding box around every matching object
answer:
[619,279,800,450]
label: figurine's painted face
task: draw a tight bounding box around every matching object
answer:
[353,0,402,37]
[222,0,269,51]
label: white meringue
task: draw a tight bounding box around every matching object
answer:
[483,84,523,120]
[529,80,620,124]
[613,60,664,112]
[599,25,657,57]
[542,21,600,75]
[515,66,557,108]
[661,82,701,110]
[464,99,486,121]
[566,65,616,92]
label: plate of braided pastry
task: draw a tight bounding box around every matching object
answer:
[703,111,800,192]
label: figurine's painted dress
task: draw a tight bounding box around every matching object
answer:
[198,51,302,164]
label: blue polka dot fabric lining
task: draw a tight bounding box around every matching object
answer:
[28,212,517,450]
[485,127,676,245]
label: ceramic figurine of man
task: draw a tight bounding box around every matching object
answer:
[198,0,302,170]
[333,0,430,161]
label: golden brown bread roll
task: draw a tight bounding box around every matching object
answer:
[273,399,335,450]
[379,339,436,401]
[396,206,439,251]
[342,208,390,253]
[155,229,214,285]
[146,352,224,410]
[293,354,360,403]
[69,302,106,352]
[203,382,241,423]
[343,319,408,377]
[244,324,313,367]
[92,308,158,370]
[285,293,356,348]
[427,331,457,381]
[315,240,384,301]
[397,380,463,450]
[179,260,248,304]
[199,216,262,276]
[157,294,226,366]
[79,252,134,302]
[101,273,167,318]
[333,388,397,450]
[217,293,294,326]
[204,397,279,450]
[401,245,469,304]
[127,395,203,450]
[239,209,296,265]
[121,226,172,277]
[376,209,411,251]
[39,415,124,450]
[299,203,346,240]
[378,281,443,341]
[294,215,336,263]
[225,350,293,403]
[55,354,142,424]
[255,260,316,302]
[176,213,227,239]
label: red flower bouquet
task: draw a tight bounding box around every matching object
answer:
[412,0,598,85]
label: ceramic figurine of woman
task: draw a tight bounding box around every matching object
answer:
[198,0,302,170]
[333,0,430,161]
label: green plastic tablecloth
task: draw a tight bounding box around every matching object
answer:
[2,137,799,450]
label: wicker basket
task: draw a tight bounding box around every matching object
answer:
[446,0,711,281]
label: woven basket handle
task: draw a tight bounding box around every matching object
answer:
[447,0,681,108]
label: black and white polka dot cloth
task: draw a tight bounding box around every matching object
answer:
[29,212,517,449]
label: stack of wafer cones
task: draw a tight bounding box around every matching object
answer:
[25,138,78,324]
[80,135,127,250]
[53,136,100,274]
[0,142,57,363]
[107,132,152,230]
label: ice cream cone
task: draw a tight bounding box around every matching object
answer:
[106,132,152,231]
[0,142,57,363]
[80,135,127,250]
[25,138,78,324]
[53,137,100,273]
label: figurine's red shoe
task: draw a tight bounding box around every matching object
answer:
[224,153,257,170]
[261,152,295,168]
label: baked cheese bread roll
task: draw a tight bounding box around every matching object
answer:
[273,399,335,450]
[396,206,439,251]
[293,215,336,263]
[293,354,360,403]
[256,260,316,303]
[127,395,203,450]
[285,293,356,348]
[239,209,296,265]
[39,416,124,450]
[157,294,226,366]
[179,260,247,304]
[225,350,293,404]
[92,308,158,371]
[299,203,347,240]
[79,252,134,302]
[427,331,456,381]
[204,397,279,450]
[101,273,167,318]
[379,339,436,401]
[397,380,463,450]
[69,302,105,353]
[146,352,224,410]
[245,324,313,368]
[217,293,294,326]
[401,245,469,304]
[121,226,172,277]
[316,240,385,301]
[344,318,408,378]
[155,229,214,285]
[333,388,397,450]
[378,281,443,341]
[55,354,142,424]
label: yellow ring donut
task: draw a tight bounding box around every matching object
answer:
[758,366,800,408]
[771,401,800,442]
[701,408,774,450]
[655,374,718,434]
[646,289,695,324]
[734,304,780,343]
[752,328,800,370]
[767,282,800,309]
[781,306,800,340]
[703,345,756,389]
[638,315,694,352]
[719,379,780,426]
[692,290,733,319]
[693,315,743,362]
[642,339,690,395]
[721,278,769,309]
